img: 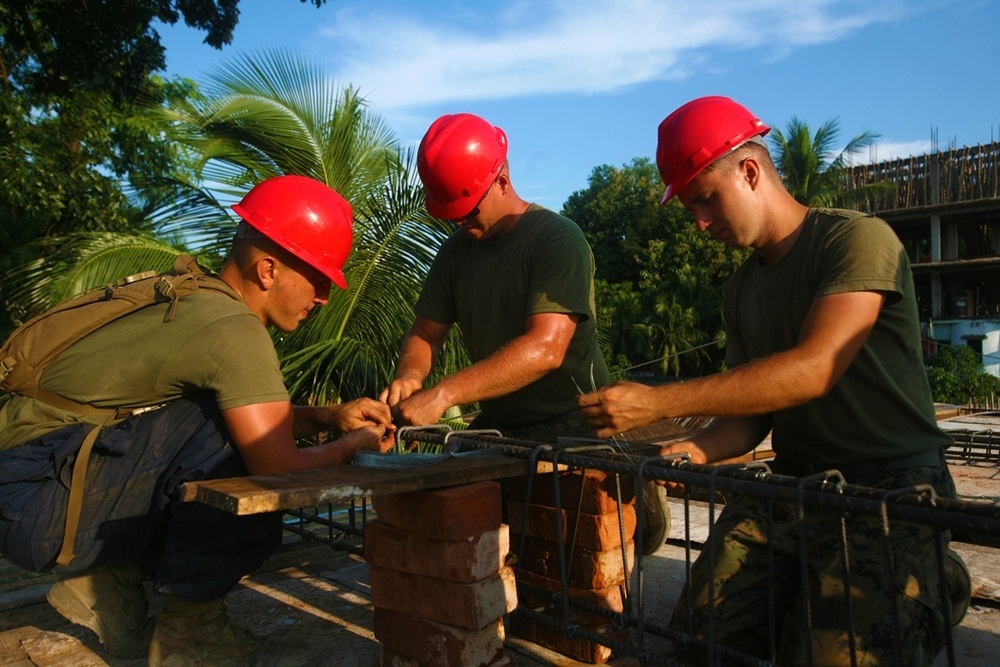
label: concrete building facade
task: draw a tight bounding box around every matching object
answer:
[847,141,1000,376]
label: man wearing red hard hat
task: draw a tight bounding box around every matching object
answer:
[381,112,609,431]
[579,96,966,665]
[0,175,394,666]
[380,112,671,554]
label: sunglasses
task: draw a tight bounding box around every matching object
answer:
[451,178,497,223]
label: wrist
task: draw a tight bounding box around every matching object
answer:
[431,381,462,416]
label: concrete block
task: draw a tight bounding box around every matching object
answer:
[364,520,510,583]
[374,606,505,667]
[370,565,517,630]
[372,481,502,540]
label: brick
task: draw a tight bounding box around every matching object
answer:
[506,470,635,514]
[506,499,636,551]
[370,565,517,630]
[374,607,505,667]
[510,533,634,590]
[372,481,501,540]
[508,611,617,664]
[514,568,625,618]
[364,520,510,583]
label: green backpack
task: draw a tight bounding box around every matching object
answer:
[0,254,240,412]
[0,254,242,567]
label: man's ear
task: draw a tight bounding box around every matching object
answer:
[495,171,511,193]
[255,256,278,290]
[742,156,762,190]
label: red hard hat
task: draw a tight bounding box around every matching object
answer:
[655,96,770,204]
[417,113,508,220]
[232,175,353,289]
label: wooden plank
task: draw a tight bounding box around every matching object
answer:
[180,452,531,515]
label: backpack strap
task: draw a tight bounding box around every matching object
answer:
[53,403,163,568]
[55,413,118,567]
[49,255,242,567]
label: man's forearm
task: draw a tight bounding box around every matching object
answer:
[291,405,332,439]
[667,415,772,464]
[393,330,439,384]
[430,334,560,409]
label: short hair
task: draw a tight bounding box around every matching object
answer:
[704,135,777,177]
[228,223,286,272]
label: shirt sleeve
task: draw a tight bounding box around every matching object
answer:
[816,215,906,301]
[525,227,596,322]
[170,312,289,410]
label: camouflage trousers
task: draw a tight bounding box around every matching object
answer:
[669,464,956,666]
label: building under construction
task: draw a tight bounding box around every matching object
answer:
[847,141,1000,375]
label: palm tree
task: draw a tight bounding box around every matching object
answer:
[769,117,889,209]
[3,51,463,406]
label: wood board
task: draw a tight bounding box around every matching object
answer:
[180,451,532,515]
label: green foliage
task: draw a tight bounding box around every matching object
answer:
[564,159,745,379]
[160,51,462,403]
[562,159,665,285]
[0,0,330,336]
[2,51,462,410]
[769,117,891,208]
[925,345,1000,405]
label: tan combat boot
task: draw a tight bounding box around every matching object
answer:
[945,547,972,625]
[640,480,671,556]
[148,594,257,667]
[46,559,154,658]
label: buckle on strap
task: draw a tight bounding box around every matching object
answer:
[0,356,14,382]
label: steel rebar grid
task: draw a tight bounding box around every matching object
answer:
[394,430,999,666]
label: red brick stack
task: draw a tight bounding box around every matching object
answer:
[365,480,517,667]
[506,470,636,663]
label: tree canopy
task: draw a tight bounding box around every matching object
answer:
[2,51,461,408]
[768,116,889,209]
[0,0,329,334]
[563,158,747,378]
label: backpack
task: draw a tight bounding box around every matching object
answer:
[0,253,241,413]
[0,254,242,568]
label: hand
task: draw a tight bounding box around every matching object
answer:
[338,424,396,459]
[577,381,661,439]
[656,440,701,492]
[379,378,422,406]
[335,398,394,433]
[392,388,450,427]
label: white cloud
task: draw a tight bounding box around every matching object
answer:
[854,140,935,164]
[319,0,907,112]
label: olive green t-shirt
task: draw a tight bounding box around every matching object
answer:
[416,204,609,427]
[0,291,288,449]
[723,208,952,464]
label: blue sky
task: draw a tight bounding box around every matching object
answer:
[156,0,999,211]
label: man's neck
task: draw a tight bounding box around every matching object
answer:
[755,202,810,266]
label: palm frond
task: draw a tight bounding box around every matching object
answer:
[3,233,184,323]
[770,116,882,208]
[9,51,465,408]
